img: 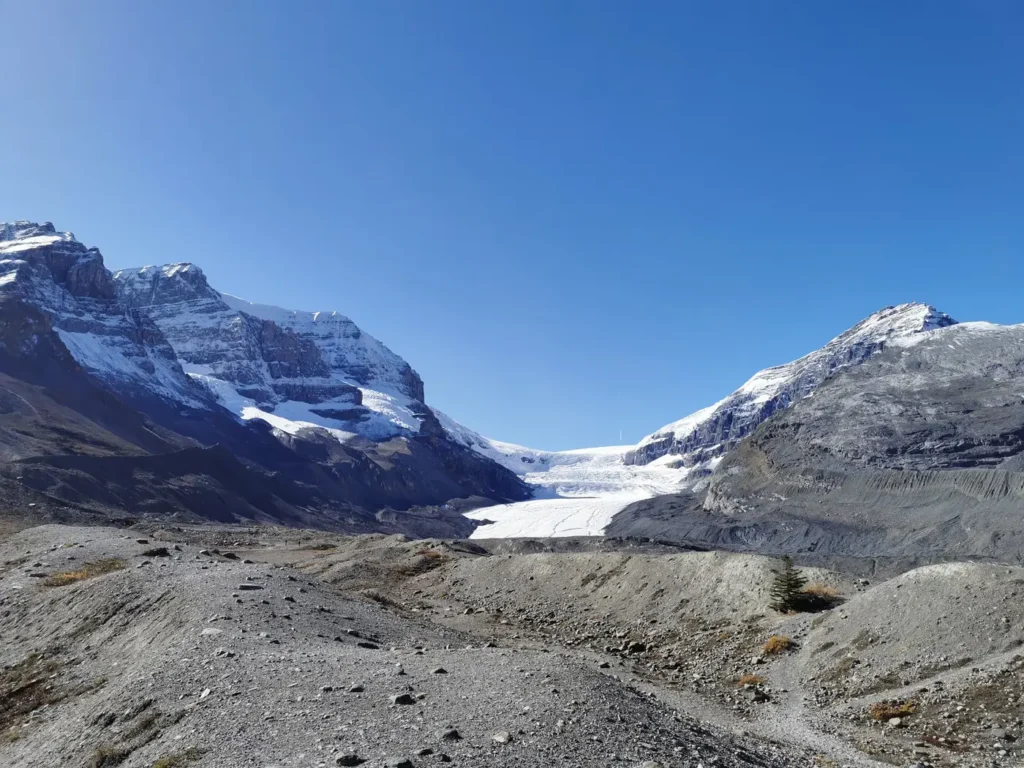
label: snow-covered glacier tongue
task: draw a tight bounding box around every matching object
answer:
[434,410,703,538]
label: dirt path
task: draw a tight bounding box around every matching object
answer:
[755,615,887,767]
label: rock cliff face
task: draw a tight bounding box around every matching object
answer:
[112,262,426,439]
[221,293,425,402]
[0,221,529,531]
[624,303,957,466]
[0,222,207,407]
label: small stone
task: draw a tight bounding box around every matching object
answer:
[335,755,365,767]
[200,628,223,636]
[348,684,364,693]
[436,728,462,742]
[385,759,414,768]
[492,731,513,744]
[415,748,433,756]
[431,667,448,675]
[390,693,416,706]
[237,583,263,591]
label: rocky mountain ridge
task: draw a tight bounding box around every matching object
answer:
[0,220,529,531]
[113,261,427,439]
[624,302,957,466]
[609,318,1024,562]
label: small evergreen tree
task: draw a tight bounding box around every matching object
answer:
[769,555,807,612]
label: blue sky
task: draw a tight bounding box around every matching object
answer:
[2,1,1022,450]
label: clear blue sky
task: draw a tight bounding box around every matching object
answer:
[2,1,1022,450]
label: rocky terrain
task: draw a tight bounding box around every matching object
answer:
[286,534,1024,767]
[4,522,1022,767]
[0,524,814,768]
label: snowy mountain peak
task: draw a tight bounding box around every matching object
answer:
[112,262,426,437]
[624,303,958,466]
[2,221,429,443]
[829,302,955,344]
[113,262,219,307]
[0,223,206,406]
[0,221,80,256]
[0,220,68,242]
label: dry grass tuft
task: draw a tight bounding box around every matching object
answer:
[869,699,917,721]
[415,549,445,560]
[152,747,206,768]
[88,744,131,768]
[399,549,450,577]
[763,635,793,655]
[737,673,765,687]
[44,558,125,587]
[0,653,63,730]
[802,583,839,598]
[301,542,337,551]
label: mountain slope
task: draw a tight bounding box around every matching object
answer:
[113,262,426,440]
[450,304,962,539]
[0,221,528,532]
[608,320,1024,561]
[625,303,957,466]
[0,222,207,409]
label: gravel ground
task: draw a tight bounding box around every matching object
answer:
[283,535,1024,767]
[0,525,811,768]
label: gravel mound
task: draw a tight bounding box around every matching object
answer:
[805,562,1024,698]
